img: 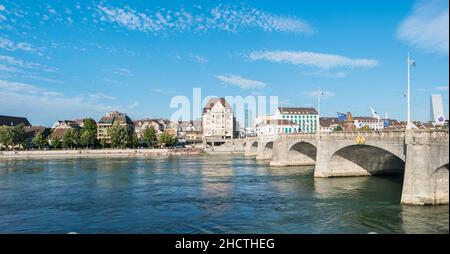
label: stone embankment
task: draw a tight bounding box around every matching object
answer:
[0,147,204,159]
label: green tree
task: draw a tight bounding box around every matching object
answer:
[80,118,97,148]
[130,132,139,148]
[357,125,371,132]
[52,136,62,149]
[335,124,343,132]
[143,127,157,148]
[99,137,109,148]
[62,129,79,149]
[0,126,14,149]
[12,124,26,149]
[158,132,177,147]
[109,124,129,148]
[32,133,47,149]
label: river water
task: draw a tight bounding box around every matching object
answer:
[0,155,448,233]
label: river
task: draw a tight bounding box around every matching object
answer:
[0,155,448,233]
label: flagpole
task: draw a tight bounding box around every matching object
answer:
[407,52,411,130]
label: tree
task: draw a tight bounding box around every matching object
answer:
[32,133,47,149]
[109,124,129,148]
[335,124,343,132]
[143,127,157,148]
[158,132,177,147]
[130,132,139,148]
[52,136,62,149]
[99,137,109,148]
[80,118,97,148]
[62,129,79,149]
[357,125,371,132]
[12,124,26,149]
[0,126,14,149]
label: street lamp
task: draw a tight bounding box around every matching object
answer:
[406,52,416,130]
[317,88,324,133]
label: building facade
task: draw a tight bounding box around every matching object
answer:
[52,120,79,129]
[273,107,318,133]
[97,111,134,141]
[319,117,340,132]
[353,117,384,130]
[255,119,298,135]
[133,119,165,139]
[202,98,236,139]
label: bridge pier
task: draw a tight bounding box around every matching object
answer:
[401,131,449,205]
[269,135,317,166]
[255,143,273,160]
[314,136,371,177]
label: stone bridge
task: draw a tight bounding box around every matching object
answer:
[243,130,449,205]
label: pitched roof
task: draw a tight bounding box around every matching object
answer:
[319,117,340,127]
[98,111,133,125]
[203,98,232,112]
[24,126,50,138]
[278,107,318,115]
[49,128,68,139]
[0,115,31,126]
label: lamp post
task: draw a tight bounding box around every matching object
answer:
[317,88,323,133]
[406,52,415,130]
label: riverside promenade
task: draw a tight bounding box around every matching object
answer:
[0,147,204,160]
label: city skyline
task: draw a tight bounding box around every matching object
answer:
[0,0,449,126]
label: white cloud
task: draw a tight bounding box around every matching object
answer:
[188,54,208,63]
[0,79,132,125]
[397,0,449,55]
[0,37,37,53]
[247,50,378,69]
[305,89,335,98]
[0,79,40,93]
[0,55,57,72]
[113,67,133,76]
[96,3,314,35]
[216,74,267,89]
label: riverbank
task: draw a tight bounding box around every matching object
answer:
[0,147,204,160]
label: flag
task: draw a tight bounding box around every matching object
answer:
[337,112,347,122]
[437,115,446,123]
[383,119,390,128]
[409,59,416,67]
[370,107,380,120]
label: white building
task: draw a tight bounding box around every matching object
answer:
[430,94,446,125]
[353,117,384,130]
[52,120,79,129]
[273,107,318,133]
[255,119,298,135]
[202,98,236,139]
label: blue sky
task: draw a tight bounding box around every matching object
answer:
[0,0,448,126]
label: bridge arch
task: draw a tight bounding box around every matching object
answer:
[329,144,405,176]
[264,141,273,150]
[250,141,258,152]
[287,141,317,165]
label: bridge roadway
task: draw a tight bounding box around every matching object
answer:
[240,130,449,205]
